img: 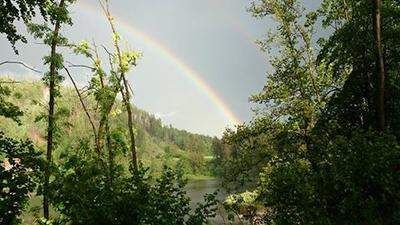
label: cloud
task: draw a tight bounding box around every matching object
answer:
[154,111,178,119]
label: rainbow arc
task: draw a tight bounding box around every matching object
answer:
[79,1,241,126]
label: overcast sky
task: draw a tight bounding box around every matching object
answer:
[0,0,279,137]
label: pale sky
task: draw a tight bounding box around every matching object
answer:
[0,0,280,136]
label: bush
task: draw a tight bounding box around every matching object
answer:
[49,147,218,225]
[257,131,400,225]
[0,131,42,225]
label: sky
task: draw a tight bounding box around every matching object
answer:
[0,0,272,137]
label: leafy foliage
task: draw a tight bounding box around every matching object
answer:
[220,0,400,224]
[0,0,52,53]
[0,132,42,225]
[0,85,23,124]
[48,142,217,225]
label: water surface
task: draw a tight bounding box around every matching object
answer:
[186,179,227,224]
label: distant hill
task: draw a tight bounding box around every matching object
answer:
[0,78,217,177]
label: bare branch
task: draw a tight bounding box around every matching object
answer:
[128,83,134,97]
[0,61,42,73]
[79,87,90,95]
[63,66,98,141]
[102,45,114,57]
[66,61,95,70]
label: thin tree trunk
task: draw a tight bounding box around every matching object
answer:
[94,43,111,158]
[43,0,65,219]
[372,0,385,132]
[120,81,138,171]
[96,95,115,184]
[100,0,138,171]
[97,117,107,156]
[106,122,113,185]
[93,42,117,183]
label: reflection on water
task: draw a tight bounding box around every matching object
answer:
[186,179,227,224]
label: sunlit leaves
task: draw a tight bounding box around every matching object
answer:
[112,33,120,42]
[118,50,142,74]
[73,40,92,58]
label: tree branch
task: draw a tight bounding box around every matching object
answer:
[0,61,42,73]
[63,66,98,141]
[66,61,95,70]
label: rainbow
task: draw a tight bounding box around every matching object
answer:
[78,1,241,126]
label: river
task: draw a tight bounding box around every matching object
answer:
[186,179,227,224]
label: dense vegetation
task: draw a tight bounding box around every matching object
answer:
[1,0,400,224]
[217,0,400,224]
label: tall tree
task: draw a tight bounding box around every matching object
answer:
[372,0,385,131]
[28,0,75,219]
[100,0,140,171]
[69,38,135,185]
[44,0,64,218]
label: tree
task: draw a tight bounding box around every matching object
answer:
[68,0,142,180]
[69,36,138,184]
[100,0,140,171]
[317,0,400,136]
[221,0,400,224]
[0,132,42,225]
[222,0,339,188]
[372,0,385,132]
[0,0,52,53]
[0,84,23,124]
[27,0,75,219]
[50,146,218,225]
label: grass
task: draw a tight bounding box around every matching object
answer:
[186,174,217,181]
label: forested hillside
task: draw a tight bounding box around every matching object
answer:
[0,79,215,177]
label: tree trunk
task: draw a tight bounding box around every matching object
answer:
[97,117,106,156]
[120,83,138,171]
[372,0,385,132]
[101,0,138,172]
[43,0,65,219]
[106,122,114,185]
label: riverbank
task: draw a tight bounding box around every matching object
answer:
[186,174,218,181]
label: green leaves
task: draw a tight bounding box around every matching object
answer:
[222,0,400,224]
[0,85,23,125]
[0,131,43,225]
[73,40,92,58]
[26,23,52,39]
[118,50,142,74]
[0,0,52,53]
[28,22,69,46]
[45,1,72,25]
[50,150,218,225]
